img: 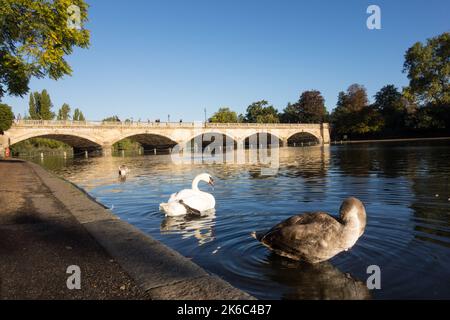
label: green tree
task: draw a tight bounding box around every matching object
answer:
[39,90,54,120]
[244,100,280,123]
[73,108,85,121]
[282,90,328,123]
[403,32,450,106]
[373,85,406,132]
[57,104,71,120]
[0,103,14,133]
[280,103,298,123]
[28,93,38,119]
[298,90,327,123]
[209,107,238,123]
[114,138,141,152]
[27,90,54,120]
[0,0,90,100]
[331,92,354,137]
[103,115,121,122]
[331,84,382,138]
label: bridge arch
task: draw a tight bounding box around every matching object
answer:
[185,132,238,151]
[111,133,178,150]
[287,130,322,146]
[243,131,282,148]
[10,132,103,153]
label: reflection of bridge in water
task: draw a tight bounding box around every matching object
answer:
[2,120,330,156]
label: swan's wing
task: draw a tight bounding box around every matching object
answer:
[160,202,187,216]
[179,192,215,213]
[260,213,341,260]
[265,212,335,234]
[168,192,179,203]
[169,189,198,202]
[167,189,215,213]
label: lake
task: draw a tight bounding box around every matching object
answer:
[34,141,450,299]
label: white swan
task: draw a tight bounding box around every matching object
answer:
[160,173,216,216]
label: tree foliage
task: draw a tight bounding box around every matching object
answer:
[342,84,369,112]
[403,32,449,106]
[103,115,121,122]
[209,107,238,123]
[331,84,383,137]
[0,0,90,100]
[28,89,55,120]
[73,108,85,121]
[0,103,14,133]
[373,85,407,131]
[244,100,280,123]
[114,138,141,152]
[11,138,71,154]
[281,90,328,123]
[57,103,71,120]
[28,92,38,119]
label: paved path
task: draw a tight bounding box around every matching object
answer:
[0,160,253,300]
[0,160,151,299]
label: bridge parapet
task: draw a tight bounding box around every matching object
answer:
[12,120,327,130]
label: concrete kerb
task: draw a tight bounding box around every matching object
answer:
[26,161,254,300]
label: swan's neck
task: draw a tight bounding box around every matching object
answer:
[341,206,361,229]
[343,216,360,232]
[192,176,201,191]
[341,207,363,249]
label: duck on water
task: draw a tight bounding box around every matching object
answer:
[252,197,367,264]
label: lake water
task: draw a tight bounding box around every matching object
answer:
[35,141,450,299]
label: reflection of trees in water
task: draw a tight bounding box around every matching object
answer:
[46,145,331,185]
[160,211,216,246]
[279,147,331,203]
[265,253,371,300]
[408,146,450,247]
[333,142,449,179]
[334,142,450,249]
[241,147,331,203]
[332,145,375,177]
[333,144,424,178]
[280,146,330,179]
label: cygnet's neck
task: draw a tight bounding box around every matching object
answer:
[340,206,364,249]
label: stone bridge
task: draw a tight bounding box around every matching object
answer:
[1,120,330,156]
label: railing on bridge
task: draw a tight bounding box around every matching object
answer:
[13,120,327,129]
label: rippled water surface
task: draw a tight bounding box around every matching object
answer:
[37,142,450,299]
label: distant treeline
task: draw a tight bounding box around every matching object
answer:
[11,90,87,154]
[24,90,86,121]
[209,32,449,140]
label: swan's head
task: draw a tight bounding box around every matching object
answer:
[192,173,215,191]
[198,173,214,186]
[339,197,367,236]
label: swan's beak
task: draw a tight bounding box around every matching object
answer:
[208,178,214,186]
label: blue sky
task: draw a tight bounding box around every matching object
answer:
[3,0,450,121]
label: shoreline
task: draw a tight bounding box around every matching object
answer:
[331,136,450,144]
[0,159,253,300]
